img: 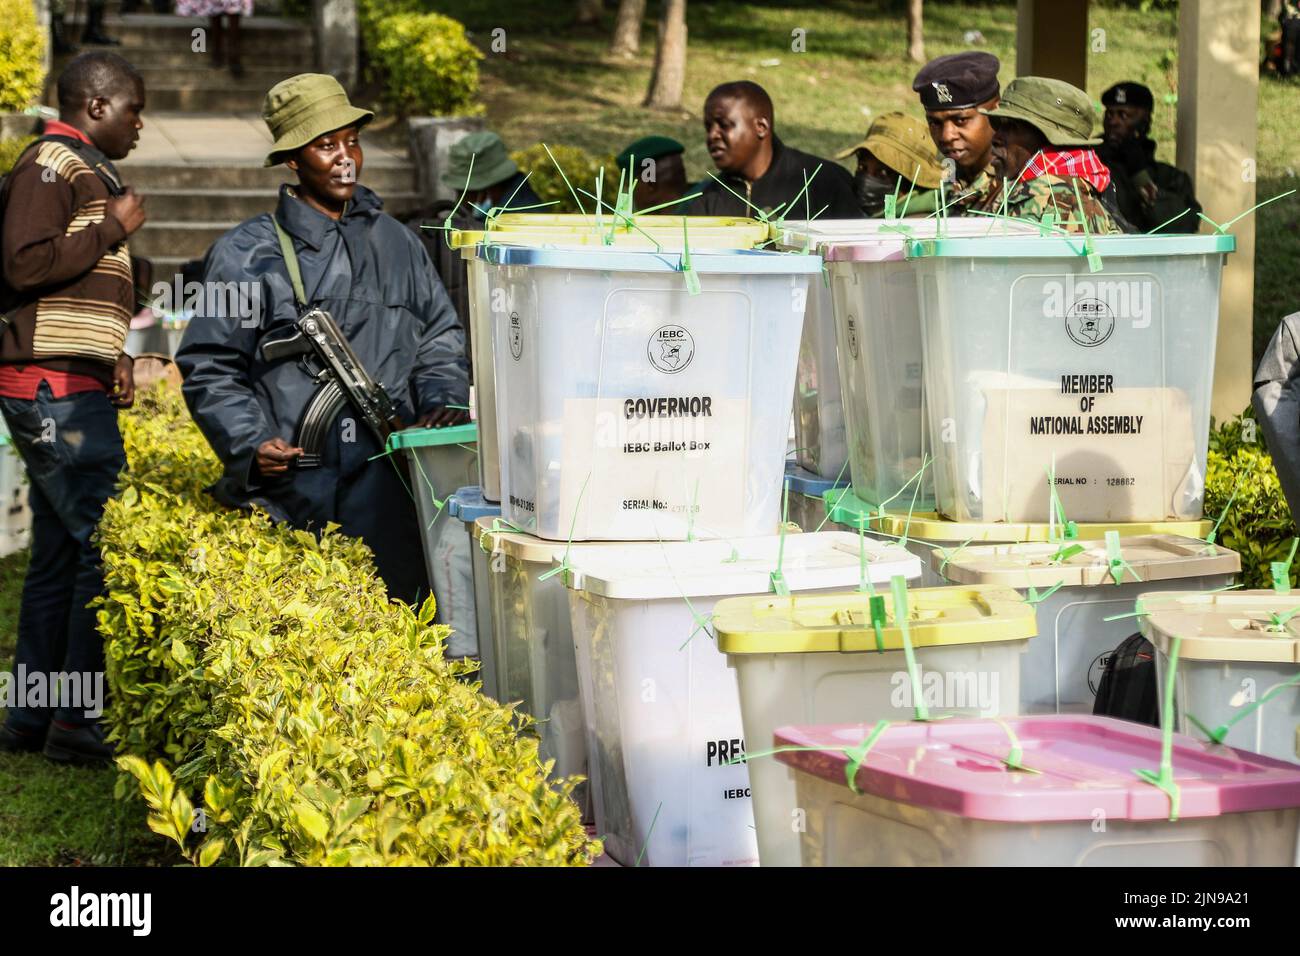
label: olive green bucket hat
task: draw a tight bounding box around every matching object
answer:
[441,131,519,192]
[834,111,946,189]
[262,73,375,168]
[980,76,1101,147]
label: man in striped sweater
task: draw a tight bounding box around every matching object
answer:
[0,52,146,765]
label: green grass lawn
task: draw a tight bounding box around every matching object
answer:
[431,0,1299,365]
[0,550,172,866]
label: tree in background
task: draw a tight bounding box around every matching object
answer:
[644,0,687,108]
[907,0,924,63]
[577,0,604,25]
[610,0,646,57]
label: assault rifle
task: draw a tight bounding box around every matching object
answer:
[259,308,404,468]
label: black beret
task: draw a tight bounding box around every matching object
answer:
[911,51,1001,110]
[1101,81,1155,111]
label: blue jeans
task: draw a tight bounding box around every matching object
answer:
[0,382,124,730]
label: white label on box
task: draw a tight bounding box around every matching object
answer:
[981,385,1195,522]
[560,397,750,537]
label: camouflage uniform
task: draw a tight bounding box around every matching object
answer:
[977,76,1124,235]
[948,163,997,214]
[975,173,1122,235]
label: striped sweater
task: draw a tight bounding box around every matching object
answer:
[1,138,133,385]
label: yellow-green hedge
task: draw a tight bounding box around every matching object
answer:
[0,0,44,113]
[102,385,597,866]
[366,10,483,117]
[510,144,617,215]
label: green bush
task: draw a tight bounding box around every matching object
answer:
[1205,411,1297,590]
[0,134,35,175]
[510,144,618,215]
[0,0,44,113]
[367,11,483,117]
[101,386,597,866]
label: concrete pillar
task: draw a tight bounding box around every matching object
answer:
[408,116,487,205]
[36,0,52,80]
[313,0,359,91]
[1176,0,1259,420]
[1015,0,1089,87]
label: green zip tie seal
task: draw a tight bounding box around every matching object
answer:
[991,717,1040,773]
[680,218,702,296]
[537,472,591,585]
[1271,537,1299,593]
[891,575,929,721]
[1024,580,1066,606]
[1187,670,1300,746]
[856,523,878,597]
[843,720,892,794]
[634,800,663,867]
[770,480,791,596]
[1135,634,1181,821]
[1049,543,1085,565]
[1104,530,1138,585]
[727,721,895,796]
[868,594,887,652]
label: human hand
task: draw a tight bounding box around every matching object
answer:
[107,187,147,236]
[109,354,135,408]
[256,437,304,475]
[415,405,471,428]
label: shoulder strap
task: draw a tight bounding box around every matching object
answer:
[272,217,308,309]
[38,135,126,197]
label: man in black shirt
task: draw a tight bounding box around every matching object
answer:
[688,81,860,220]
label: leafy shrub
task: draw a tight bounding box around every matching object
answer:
[510,144,618,215]
[367,11,483,117]
[1205,411,1297,590]
[0,134,35,175]
[0,0,44,113]
[101,385,597,866]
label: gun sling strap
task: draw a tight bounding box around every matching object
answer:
[272,218,309,310]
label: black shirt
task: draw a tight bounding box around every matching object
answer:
[688,135,862,220]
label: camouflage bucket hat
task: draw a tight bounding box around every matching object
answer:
[980,76,1101,147]
[262,73,375,168]
[835,111,946,189]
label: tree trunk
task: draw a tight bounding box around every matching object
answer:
[643,0,687,109]
[906,0,924,64]
[577,0,603,25]
[609,0,646,57]
[1265,0,1282,21]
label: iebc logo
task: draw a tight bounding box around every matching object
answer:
[648,325,695,374]
[509,312,523,360]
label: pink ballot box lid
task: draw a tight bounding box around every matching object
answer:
[773,715,1300,822]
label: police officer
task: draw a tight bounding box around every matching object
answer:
[1097,82,1201,233]
[911,51,1002,212]
[974,76,1123,234]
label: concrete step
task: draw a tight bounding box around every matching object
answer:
[118,160,418,193]
[141,187,424,221]
[106,44,316,70]
[142,83,291,112]
[134,64,306,89]
[65,13,310,52]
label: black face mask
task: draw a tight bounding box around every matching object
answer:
[854,172,896,217]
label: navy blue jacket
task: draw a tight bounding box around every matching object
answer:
[176,184,468,509]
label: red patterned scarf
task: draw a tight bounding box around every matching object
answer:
[1019,148,1112,193]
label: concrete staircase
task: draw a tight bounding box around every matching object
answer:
[56,5,422,277]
